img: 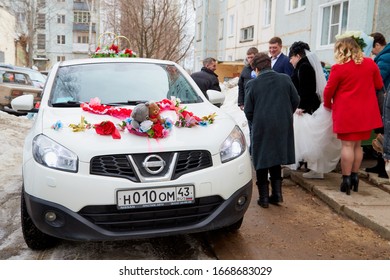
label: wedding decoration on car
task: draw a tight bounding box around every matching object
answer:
[68,116,91,132]
[91,32,137,58]
[94,120,121,139]
[53,97,216,139]
[51,120,63,131]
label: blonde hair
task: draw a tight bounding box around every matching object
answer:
[334,37,364,64]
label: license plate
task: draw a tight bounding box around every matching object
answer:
[116,185,195,209]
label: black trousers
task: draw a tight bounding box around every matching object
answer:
[256,165,281,185]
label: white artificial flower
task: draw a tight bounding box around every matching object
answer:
[139,120,153,132]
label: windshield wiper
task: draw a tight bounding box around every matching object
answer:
[106,100,149,106]
[51,101,81,107]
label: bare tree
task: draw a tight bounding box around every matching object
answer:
[116,0,194,63]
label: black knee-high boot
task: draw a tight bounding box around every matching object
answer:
[269,179,283,205]
[257,182,269,208]
[351,172,359,192]
[340,175,351,195]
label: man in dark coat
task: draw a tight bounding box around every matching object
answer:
[269,36,294,76]
[244,52,300,208]
[237,47,258,109]
[191,57,221,99]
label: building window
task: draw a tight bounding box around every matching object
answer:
[320,1,349,46]
[77,35,89,44]
[196,21,202,41]
[57,56,66,62]
[57,35,66,44]
[219,18,224,40]
[37,34,46,50]
[57,14,65,24]
[37,0,46,8]
[263,0,272,26]
[37,13,45,29]
[240,26,254,42]
[286,0,305,13]
[74,11,91,23]
[228,14,235,36]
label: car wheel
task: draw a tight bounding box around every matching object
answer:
[21,187,58,250]
[225,217,243,232]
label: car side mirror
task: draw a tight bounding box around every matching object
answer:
[207,89,225,107]
[11,94,35,111]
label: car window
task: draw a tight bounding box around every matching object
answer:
[14,73,29,84]
[1,72,15,83]
[50,62,202,105]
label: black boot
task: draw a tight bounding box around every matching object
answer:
[269,179,283,205]
[366,155,385,174]
[257,182,269,208]
[351,172,359,192]
[340,175,351,195]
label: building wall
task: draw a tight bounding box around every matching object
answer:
[194,0,389,72]
[0,7,15,64]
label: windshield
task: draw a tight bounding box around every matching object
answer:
[27,70,46,83]
[49,62,202,105]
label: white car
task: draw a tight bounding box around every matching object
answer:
[14,58,252,250]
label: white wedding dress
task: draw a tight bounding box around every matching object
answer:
[291,50,342,173]
[293,104,341,173]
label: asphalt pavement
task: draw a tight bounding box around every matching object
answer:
[287,163,390,241]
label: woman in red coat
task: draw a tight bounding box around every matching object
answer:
[323,37,383,195]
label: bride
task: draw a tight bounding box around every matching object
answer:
[288,41,341,178]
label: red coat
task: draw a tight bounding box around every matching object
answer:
[323,58,383,134]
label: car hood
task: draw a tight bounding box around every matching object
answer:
[38,105,238,162]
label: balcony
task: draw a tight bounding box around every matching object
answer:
[72,43,96,54]
[73,2,89,11]
[73,23,96,32]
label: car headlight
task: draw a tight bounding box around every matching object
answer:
[32,134,78,172]
[220,126,246,163]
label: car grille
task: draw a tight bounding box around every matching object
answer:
[90,154,138,181]
[90,151,212,182]
[78,196,223,232]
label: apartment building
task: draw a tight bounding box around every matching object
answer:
[0,4,15,64]
[194,0,390,81]
[1,0,100,70]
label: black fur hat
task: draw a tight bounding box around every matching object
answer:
[288,41,310,58]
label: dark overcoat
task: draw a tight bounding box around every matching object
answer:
[244,69,300,170]
[191,67,221,96]
[290,56,321,114]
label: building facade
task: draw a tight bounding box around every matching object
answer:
[194,0,390,81]
[1,0,100,70]
[0,4,16,64]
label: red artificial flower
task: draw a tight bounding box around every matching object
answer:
[95,46,101,52]
[152,122,164,138]
[109,44,119,53]
[94,121,121,139]
[124,48,133,56]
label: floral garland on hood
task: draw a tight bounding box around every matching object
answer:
[60,97,216,139]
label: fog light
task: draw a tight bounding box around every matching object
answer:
[237,195,247,206]
[45,211,57,222]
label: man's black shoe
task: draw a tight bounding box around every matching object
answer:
[365,165,380,174]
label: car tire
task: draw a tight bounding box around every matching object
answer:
[225,217,243,232]
[21,186,58,250]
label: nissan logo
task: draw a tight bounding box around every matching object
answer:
[142,155,166,175]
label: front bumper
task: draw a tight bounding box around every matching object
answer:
[24,180,252,241]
